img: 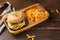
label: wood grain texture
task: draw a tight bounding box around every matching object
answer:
[0,0,60,40]
[4,4,49,35]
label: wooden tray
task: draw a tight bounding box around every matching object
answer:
[4,4,49,35]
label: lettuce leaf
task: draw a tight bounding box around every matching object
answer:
[7,20,26,30]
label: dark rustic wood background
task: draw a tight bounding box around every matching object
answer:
[0,0,60,40]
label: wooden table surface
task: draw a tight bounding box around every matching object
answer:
[0,0,60,40]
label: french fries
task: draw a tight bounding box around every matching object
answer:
[26,34,35,40]
[26,8,46,22]
[51,9,60,14]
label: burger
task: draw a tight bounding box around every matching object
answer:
[6,11,26,30]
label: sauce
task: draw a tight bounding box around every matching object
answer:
[0,3,8,20]
[0,16,2,20]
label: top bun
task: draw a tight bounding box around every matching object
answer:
[7,11,25,23]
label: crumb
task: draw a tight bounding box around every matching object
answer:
[50,10,55,12]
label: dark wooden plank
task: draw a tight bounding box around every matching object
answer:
[0,0,60,40]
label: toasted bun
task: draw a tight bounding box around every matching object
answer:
[7,11,25,23]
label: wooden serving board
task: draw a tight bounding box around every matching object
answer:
[4,4,49,35]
